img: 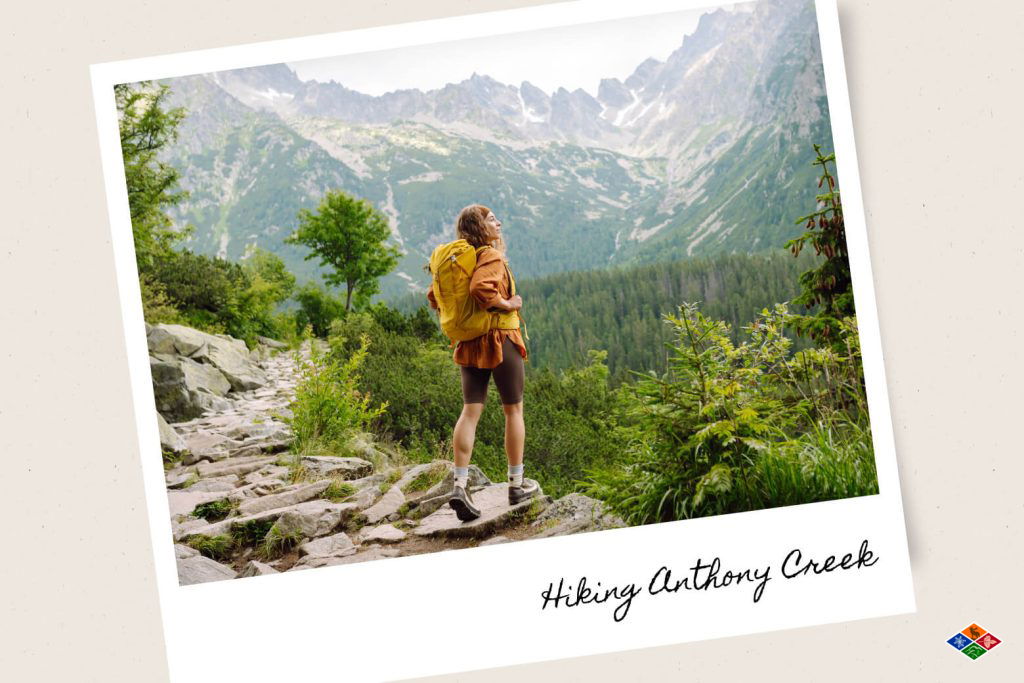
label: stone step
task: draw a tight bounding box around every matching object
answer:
[413,484,550,540]
[235,480,330,517]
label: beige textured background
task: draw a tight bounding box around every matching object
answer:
[2,0,1021,680]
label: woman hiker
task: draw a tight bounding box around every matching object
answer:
[426,204,540,522]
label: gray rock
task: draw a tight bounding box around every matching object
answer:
[362,486,405,525]
[239,560,279,578]
[241,465,290,485]
[479,535,511,547]
[181,431,244,465]
[165,468,195,489]
[272,500,359,539]
[157,412,187,453]
[299,531,356,559]
[196,455,277,478]
[192,335,267,391]
[174,543,199,559]
[360,524,406,544]
[150,355,232,422]
[223,422,291,443]
[178,355,232,397]
[177,554,237,585]
[300,456,373,480]
[348,486,381,510]
[414,484,550,540]
[529,493,627,539]
[172,517,211,542]
[148,324,208,356]
[183,475,239,493]
[167,489,232,518]
[257,336,289,350]
[319,545,403,567]
[235,481,330,517]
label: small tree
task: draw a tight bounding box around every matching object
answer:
[785,144,854,344]
[114,82,191,272]
[286,190,400,312]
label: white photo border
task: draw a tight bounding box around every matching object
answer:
[90,1,915,680]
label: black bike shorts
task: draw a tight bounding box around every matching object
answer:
[459,337,524,405]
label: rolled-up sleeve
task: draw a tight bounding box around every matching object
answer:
[469,250,506,309]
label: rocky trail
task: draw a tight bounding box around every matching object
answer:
[151,323,624,585]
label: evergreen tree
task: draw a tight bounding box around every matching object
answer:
[114,82,191,271]
[785,144,854,343]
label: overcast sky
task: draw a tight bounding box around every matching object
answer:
[287,4,754,97]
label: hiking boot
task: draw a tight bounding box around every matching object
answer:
[449,485,481,522]
[508,478,540,505]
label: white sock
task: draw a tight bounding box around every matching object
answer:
[454,466,469,489]
[508,463,524,487]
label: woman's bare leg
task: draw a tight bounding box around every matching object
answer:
[502,401,525,467]
[453,403,485,468]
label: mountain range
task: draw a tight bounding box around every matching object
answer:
[156,0,834,300]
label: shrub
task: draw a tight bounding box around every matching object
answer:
[294,282,346,338]
[583,303,875,523]
[328,313,635,497]
[285,333,388,454]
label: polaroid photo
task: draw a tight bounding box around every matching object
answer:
[90,0,915,679]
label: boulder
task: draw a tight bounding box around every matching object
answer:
[360,524,406,544]
[298,532,356,559]
[150,323,267,392]
[181,431,244,465]
[157,412,187,453]
[177,554,237,585]
[192,335,266,391]
[362,486,404,525]
[271,500,359,539]
[414,484,550,540]
[148,324,208,356]
[300,456,373,480]
[150,356,232,422]
[528,493,627,539]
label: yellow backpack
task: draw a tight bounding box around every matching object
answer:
[428,240,523,343]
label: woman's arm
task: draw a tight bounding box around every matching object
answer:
[470,250,514,310]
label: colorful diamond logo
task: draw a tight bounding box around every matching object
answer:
[976,633,1001,650]
[947,633,972,650]
[962,643,987,659]
[948,623,1002,659]
[961,623,987,640]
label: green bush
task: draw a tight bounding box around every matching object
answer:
[294,282,346,338]
[328,311,635,497]
[148,248,295,345]
[285,333,387,455]
[582,303,874,523]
